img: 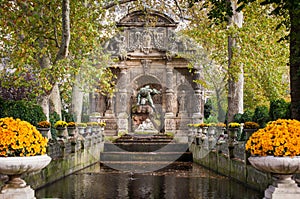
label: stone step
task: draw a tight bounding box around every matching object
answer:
[100,161,193,173]
[115,139,174,143]
[104,142,190,152]
[100,151,193,162]
[114,134,174,144]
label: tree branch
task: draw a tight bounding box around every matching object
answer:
[55,0,70,63]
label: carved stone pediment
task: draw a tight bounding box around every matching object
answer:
[117,10,177,27]
[103,10,196,60]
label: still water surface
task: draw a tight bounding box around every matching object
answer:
[36,163,263,199]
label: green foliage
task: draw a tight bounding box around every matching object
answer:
[204,115,219,124]
[233,109,254,123]
[0,1,115,106]
[253,105,270,128]
[269,98,291,120]
[0,98,46,126]
[241,109,254,122]
[233,113,243,123]
[204,99,213,119]
[62,110,75,123]
[49,111,60,140]
[183,0,289,112]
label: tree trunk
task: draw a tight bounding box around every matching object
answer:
[227,0,244,123]
[37,44,51,119]
[49,0,71,119]
[289,7,300,120]
[39,95,50,121]
[49,84,62,118]
[70,75,84,122]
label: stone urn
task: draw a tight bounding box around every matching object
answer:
[248,156,300,199]
[0,155,52,199]
[77,126,86,136]
[56,127,67,139]
[244,128,257,141]
[67,127,76,137]
[36,127,50,139]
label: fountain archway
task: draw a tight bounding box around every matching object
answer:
[90,10,205,141]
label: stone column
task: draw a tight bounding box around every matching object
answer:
[192,69,204,124]
[116,67,129,133]
[164,66,175,133]
[165,67,174,115]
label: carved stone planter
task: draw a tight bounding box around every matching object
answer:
[0,155,51,199]
[67,127,76,137]
[37,127,50,138]
[248,156,300,199]
[56,127,67,139]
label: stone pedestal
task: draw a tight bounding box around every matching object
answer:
[117,113,129,133]
[164,117,175,133]
[0,186,35,199]
[104,118,118,136]
[264,175,300,199]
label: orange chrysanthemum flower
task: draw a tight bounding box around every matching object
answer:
[246,119,300,157]
[0,117,48,157]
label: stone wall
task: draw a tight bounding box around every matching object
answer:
[190,125,300,195]
[189,143,273,192]
[0,135,103,190]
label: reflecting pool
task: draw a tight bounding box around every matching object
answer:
[36,163,263,199]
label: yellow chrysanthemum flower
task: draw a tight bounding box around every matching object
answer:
[0,117,48,157]
[246,119,300,157]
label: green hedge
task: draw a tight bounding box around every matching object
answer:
[0,98,46,126]
[269,99,290,121]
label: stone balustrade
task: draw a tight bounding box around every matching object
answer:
[0,132,104,190]
[188,126,300,192]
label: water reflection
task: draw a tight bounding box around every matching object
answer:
[36,163,263,199]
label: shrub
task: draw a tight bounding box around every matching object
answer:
[233,113,243,123]
[241,110,254,123]
[204,115,218,124]
[0,98,46,126]
[62,109,74,122]
[204,99,213,119]
[49,111,60,140]
[269,99,290,121]
[233,110,254,123]
[253,105,270,128]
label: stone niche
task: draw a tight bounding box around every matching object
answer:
[91,10,204,140]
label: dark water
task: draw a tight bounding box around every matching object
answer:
[36,163,263,199]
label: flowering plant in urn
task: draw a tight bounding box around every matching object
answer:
[0,117,48,157]
[246,119,300,157]
[243,121,259,129]
[37,120,51,128]
[54,120,68,128]
[228,122,240,128]
[0,117,51,198]
[245,119,300,198]
[67,121,76,128]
